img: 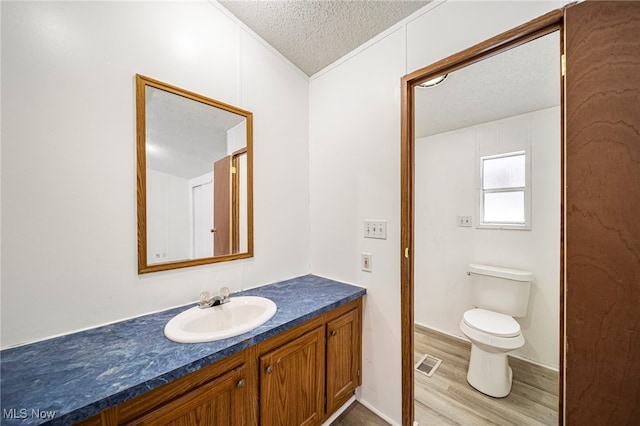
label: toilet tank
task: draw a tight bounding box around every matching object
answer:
[468,264,533,317]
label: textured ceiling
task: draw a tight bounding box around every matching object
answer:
[415,31,561,139]
[219,0,430,76]
[146,86,244,179]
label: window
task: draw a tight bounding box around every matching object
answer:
[479,150,530,229]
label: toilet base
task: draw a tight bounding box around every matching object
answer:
[466,344,513,398]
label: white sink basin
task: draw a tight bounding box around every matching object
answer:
[164,296,277,343]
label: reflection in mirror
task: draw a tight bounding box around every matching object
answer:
[413,32,560,423]
[136,75,253,274]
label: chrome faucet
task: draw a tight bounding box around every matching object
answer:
[198,287,231,309]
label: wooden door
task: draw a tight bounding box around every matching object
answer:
[213,156,232,256]
[125,365,247,426]
[565,1,640,423]
[259,327,325,426]
[326,308,361,415]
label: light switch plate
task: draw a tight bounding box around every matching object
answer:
[364,220,387,239]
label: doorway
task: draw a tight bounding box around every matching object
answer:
[413,29,561,424]
[401,2,640,424]
[400,8,566,426]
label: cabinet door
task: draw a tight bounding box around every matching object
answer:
[326,308,361,414]
[125,365,247,426]
[260,327,325,426]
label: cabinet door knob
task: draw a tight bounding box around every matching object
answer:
[265,366,273,375]
[330,330,337,336]
[236,379,245,388]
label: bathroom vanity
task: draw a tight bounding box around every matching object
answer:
[0,275,365,425]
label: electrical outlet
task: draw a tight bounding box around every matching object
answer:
[361,253,372,272]
[457,216,472,227]
[364,220,387,239]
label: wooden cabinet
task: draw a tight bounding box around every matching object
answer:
[259,327,325,426]
[256,297,362,425]
[126,365,247,426]
[326,305,361,415]
[79,297,362,426]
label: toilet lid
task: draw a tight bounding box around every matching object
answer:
[463,309,521,337]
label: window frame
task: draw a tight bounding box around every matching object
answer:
[477,149,531,230]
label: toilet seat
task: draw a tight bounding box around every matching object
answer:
[463,308,521,337]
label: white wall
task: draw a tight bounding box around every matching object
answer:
[0,0,309,348]
[310,27,405,424]
[226,121,247,155]
[415,108,561,369]
[309,1,566,423]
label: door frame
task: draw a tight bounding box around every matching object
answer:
[232,147,248,254]
[400,8,566,425]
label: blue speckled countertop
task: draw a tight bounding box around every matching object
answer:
[0,275,365,425]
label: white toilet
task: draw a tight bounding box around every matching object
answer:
[460,263,533,398]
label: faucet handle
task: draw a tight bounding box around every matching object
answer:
[220,287,230,299]
[199,291,211,304]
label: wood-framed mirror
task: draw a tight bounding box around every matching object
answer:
[136,74,253,274]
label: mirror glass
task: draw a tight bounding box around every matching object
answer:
[136,75,253,274]
[413,32,560,423]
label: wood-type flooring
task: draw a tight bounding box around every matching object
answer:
[332,324,558,425]
[331,401,390,426]
[414,324,559,425]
